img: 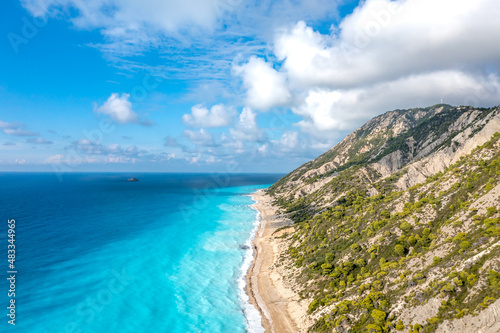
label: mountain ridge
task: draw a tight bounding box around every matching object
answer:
[265,104,500,332]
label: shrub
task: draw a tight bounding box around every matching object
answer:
[308,300,319,313]
[432,257,443,265]
[487,206,498,216]
[488,270,500,289]
[395,320,405,330]
[366,324,383,333]
[410,323,423,333]
[351,243,361,251]
[371,309,387,325]
[380,210,391,218]
[480,296,496,308]
[453,233,467,243]
[400,221,412,233]
[354,258,366,267]
[440,283,455,293]
[394,244,406,256]
[321,263,333,275]
[459,241,471,250]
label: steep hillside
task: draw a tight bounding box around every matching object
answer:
[267,105,500,332]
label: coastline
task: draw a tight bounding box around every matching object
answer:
[246,189,311,333]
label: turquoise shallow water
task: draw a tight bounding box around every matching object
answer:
[0,173,282,332]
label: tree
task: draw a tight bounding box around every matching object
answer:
[394,244,405,256]
[487,206,497,216]
[407,235,417,246]
[400,221,412,233]
[380,210,391,218]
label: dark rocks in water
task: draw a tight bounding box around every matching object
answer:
[124,178,139,182]
[239,244,250,250]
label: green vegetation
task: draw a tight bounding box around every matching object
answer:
[267,106,500,332]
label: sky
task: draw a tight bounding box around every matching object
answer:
[1,0,499,173]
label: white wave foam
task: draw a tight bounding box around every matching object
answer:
[238,196,265,333]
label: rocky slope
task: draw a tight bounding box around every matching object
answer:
[267,105,500,332]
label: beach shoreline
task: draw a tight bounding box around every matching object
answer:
[246,189,311,333]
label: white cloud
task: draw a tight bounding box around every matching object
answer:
[229,107,264,142]
[279,131,298,149]
[22,0,221,35]
[21,0,341,59]
[95,93,151,125]
[293,70,500,136]
[0,120,39,136]
[3,129,39,136]
[234,57,291,111]
[275,0,500,89]
[0,121,18,129]
[182,104,234,127]
[183,129,215,146]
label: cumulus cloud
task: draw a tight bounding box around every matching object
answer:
[95,93,151,125]
[234,57,291,111]
[229,107,264,142]
[182,104,234,127]
[275,0,500,89]
[293,71,500,136]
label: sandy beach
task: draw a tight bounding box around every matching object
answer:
[247,189,312,333]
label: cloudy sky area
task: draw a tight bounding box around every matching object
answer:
[1,0,499,172]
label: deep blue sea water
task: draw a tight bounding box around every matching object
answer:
[0,173,282,333]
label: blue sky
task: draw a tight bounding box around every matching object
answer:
[1,0,499,173]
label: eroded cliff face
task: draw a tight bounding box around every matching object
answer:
[268,105,500,332]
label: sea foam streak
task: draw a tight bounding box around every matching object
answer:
[239,195,265,333]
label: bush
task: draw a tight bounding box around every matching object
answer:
[440,283,455,293]
[366,324,383,333]
[487,206,498,216]
[400,221,412,233]
[453,232,467,243]
[432,257,443,265]
[459,241,471,250]
[371,309,386,325]
[394,244,406,256]
[410,323,423,333]
[321,263,333,275]
[380,210,391,218]
[354,258,366,267]
[350,243,361,251]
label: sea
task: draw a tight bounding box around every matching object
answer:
[0,172,283,333]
